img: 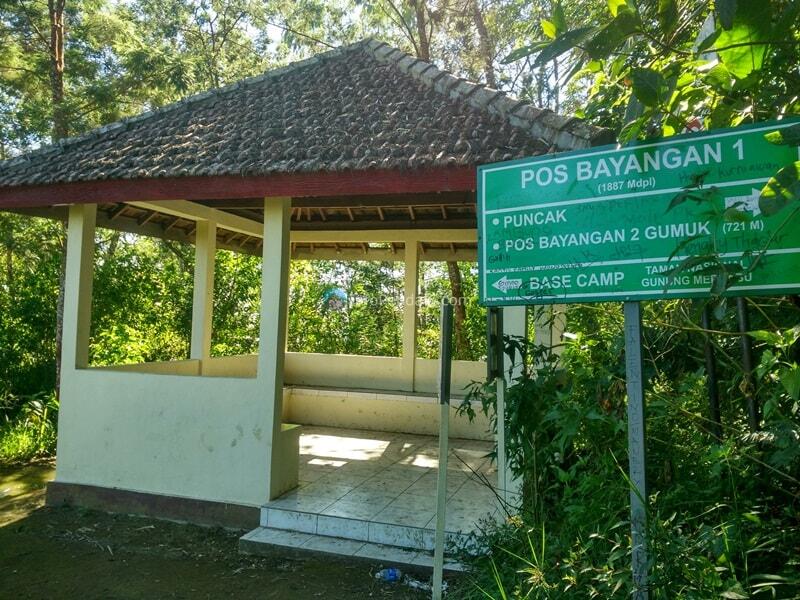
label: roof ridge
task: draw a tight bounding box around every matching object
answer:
[0,41,369,170]
[359,39,614,151]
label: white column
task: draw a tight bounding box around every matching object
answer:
[257,197,291,498]
[503,306,527,380]
[499,305,526,508]
[190,220,216,361]
[402,240,419,392]
[534,304,566,363]
[62,204,97,371]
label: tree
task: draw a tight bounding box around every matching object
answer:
[504,0,799,137]
[48,0,67,139]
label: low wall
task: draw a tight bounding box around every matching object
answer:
[285,352,485,394]
[92,353,487,396]
[56,368,275,507]
[54,361,493,517]
[285,353,406,390]
[202,354,257,377]
[94,359,201,376]
[56,353,490,507]
[283,387,491,441]
[413,358,485,395]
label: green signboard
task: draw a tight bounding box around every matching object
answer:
[478,120,800,305]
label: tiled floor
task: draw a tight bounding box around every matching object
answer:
[269,426,500,535]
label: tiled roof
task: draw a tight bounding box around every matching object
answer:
[0,39,614,188]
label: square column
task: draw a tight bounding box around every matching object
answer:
[498,305,525,508]
[534,304,566,363]
[402,240,419,391]
[257,197,292,499]
[190,220,216,361]
[61,204,97,371]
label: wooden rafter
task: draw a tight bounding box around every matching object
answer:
[164,216,181,232]
[138,211,156,226]
[108,203,127,221]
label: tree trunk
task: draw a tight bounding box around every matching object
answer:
[4,246,12,296]
[472,0,497,88]
[1,215,12,297]
[552,57,560,114]
[410,0,431,61]
[105,231,121,262]
[49,0,68,398]
[48,0,67,140]
[446,261,468,359]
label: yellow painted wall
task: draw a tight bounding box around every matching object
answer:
[285,387,491,440]
[285,353,406,390]
[57,369,277,507]
[95,359,201,376]
[284,352,486,394]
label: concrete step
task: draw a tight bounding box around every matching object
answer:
[239,526,466,572]
[258,505,480,553]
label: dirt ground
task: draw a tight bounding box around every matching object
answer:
[0,463,461,599]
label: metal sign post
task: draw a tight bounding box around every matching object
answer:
[486,308,507,503]
[432,298,453,600]
[624,302,648,599]
[737,297,759,431]
[701,306,723,440]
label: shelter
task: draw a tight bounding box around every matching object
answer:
[0,39,611,560]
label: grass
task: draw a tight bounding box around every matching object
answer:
[0,392,58,464]
[0,421,55,464]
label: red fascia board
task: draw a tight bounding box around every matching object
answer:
[0,167,477,208]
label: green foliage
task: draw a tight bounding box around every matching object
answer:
[504,0,799,138]
[759,162,800,217]
[0,392,58,463]
[630,67,669,107]
[90,232,194,365]
[417,262,486,361]
[211,249,262,356]
[287,260,403,356]
[0,214,63,396]
[455,298,800,599]
[0,3,798,597]
[764,123,800,146]
[505,0,800,302]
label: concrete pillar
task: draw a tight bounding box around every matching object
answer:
[190,220,216,361]
[62,204,97,371]
[534,304,566,363]
[503,306,527,380]
[498,305,526,508]
[402,240,419,391]
[257,197,291,499]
